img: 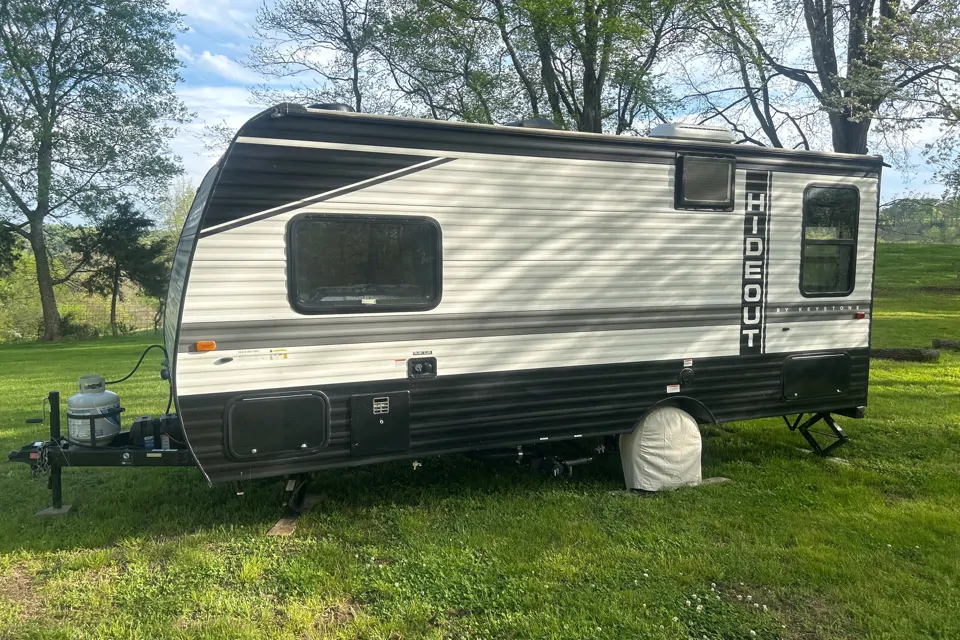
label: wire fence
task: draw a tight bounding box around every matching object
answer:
[66,304,163,335]
[2,297,165,343]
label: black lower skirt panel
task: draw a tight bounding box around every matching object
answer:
[176,349,870,484]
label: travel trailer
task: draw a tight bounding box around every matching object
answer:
[10,103,880,510]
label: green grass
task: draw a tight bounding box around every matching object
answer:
[1,243,958,639]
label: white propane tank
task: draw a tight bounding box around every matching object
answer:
[67,375,121,446]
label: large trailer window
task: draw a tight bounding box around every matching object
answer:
[289,215,441,313]
[800,186,858,296]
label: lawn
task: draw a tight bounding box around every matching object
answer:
[1,243,958,640]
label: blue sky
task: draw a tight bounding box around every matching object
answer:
[169,0,943,201]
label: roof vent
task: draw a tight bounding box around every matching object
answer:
[308,103,356,112]
[503,117,562,130]
[650,123,734,144]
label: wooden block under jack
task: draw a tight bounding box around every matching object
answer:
[266,494,322,537]
[36,505,72,517]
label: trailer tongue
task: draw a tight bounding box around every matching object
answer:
[7,384,197,516]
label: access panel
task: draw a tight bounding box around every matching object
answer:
[782,352,852,401]
[224,391,330,460]
[350,391,411,456]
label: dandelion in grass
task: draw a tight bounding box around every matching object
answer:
[686,600,691,607]
[696,604,703,612]
[762,605,768,612]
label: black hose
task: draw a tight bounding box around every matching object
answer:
[106,344,174,416]
[106,344,168,385]
[165,385,173,415]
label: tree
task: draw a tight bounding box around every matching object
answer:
[0,0,187,340]
[248,0,387,113]
[0,226,20,276]
[68,203,169,336]
[687,0,960,153]
[246,0,693,132]
[376,0,692,131]
[159,178,195,242]
[879,197,960,243]
[372,0,528,122]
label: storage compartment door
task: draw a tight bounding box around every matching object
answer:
[782,352,851,401]
[224,391,330,460]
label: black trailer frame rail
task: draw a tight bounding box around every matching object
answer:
[7,391,196,516]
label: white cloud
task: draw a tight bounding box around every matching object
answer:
[168,0,260,37]
[176,43,262,84]
[172,86,265,184]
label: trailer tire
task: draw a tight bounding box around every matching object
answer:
[620,406,702,492]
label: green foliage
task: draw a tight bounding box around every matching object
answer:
[249,0,694,134]
[67,202,169,336]
[689,0,960,154]
[57,311,102,341]
[879,197,960,244]
[0,227,22,276]
[0,0,187,339]
[0,251,160,343]
[159,178,196,239]
[0,245,958,639]
[0,252,43,341]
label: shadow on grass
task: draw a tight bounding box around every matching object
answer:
[0,422,816,555]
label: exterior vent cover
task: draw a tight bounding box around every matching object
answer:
[308,103,356,112]
[651,123,734,144]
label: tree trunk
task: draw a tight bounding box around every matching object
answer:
[110,264,121,336]
[33,125,61,341]
[830,113,871,154]
[29,217,61,341]
[580,73,603,133]
[531,23,566,126]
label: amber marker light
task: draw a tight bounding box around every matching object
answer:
[195,341,217,352]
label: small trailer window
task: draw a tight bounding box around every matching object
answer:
[289,215,441,313]
[800,186,859,296]
[675,155,735,210]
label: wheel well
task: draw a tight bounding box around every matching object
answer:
[636,396,717,427]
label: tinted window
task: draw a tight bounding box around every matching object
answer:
[801,186,858,296]
[803,187,857,240]
[290,216,441,313]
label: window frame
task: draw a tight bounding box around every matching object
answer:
[286,213,443,315]
[674,154,737,211]
[799,184,860,298]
